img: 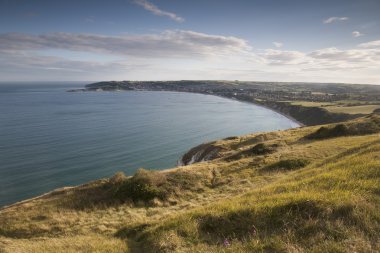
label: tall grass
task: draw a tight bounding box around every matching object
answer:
[1,114,379,252]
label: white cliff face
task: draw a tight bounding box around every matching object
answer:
[187,149,204,165]
[177,142,222,166]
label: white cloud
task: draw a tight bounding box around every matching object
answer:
[358,40,380,48]
[0,50,153,81]
[323,16,349,24]
[134,0,184,22]
[352,31,364,37]
[1,31,379,84]
[257,44,380,68]
[272,42,283,48]
[0,30,249,58]
[261,49,307,65]
[309,47,372,62]
[254,43,380,83]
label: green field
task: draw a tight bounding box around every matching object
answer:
[291,101,380,115]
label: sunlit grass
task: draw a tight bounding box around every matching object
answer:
[1,114,379,252]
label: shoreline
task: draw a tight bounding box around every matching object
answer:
[71,87,306,127]
[71,80,367,127]
[248,100,305,127]
[1,89,302,209]
[213,93,305,127]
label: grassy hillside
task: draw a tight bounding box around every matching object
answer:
[1,114,379,253]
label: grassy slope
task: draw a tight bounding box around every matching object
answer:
[0,115,379,253]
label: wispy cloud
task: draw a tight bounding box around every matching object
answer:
[261,49,306,65]
[323,16,349,24]
[0,30,249,58]
[134,0,184,22]
[309,47,374,63]
[358,40,380,48]
[272,42,283,48]
[352,31,364,37]
[1,30,379,83]
[264,44,378,65]
[0,53,150,81]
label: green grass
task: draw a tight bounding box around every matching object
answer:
[1,114,379,252]
[326,104,380,114]
[133,140,380,252]
[290,101,380,115]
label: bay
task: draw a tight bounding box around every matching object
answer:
[0,83,298,207]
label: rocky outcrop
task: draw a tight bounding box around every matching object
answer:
[177,142,224,166]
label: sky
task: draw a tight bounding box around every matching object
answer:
[0,0,380,84]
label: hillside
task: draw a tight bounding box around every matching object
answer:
[1,113,379,252]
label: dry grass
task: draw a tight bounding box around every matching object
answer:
[1,114,379,252]
[0,235,128,253]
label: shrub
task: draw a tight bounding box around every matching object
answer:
[250,143,273,155]
[114,168,168,203]
[306,116,380,140]
[109,172,128,185]
[306,124,349,139]
[348,121,380,135]
[263,159,310,172]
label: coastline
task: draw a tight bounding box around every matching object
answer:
[214,93,305,127]
[77,80,367,127]
[1,89,301,209]
[248,100,305,127]
[7,78,369,207]
[71,87,305,127]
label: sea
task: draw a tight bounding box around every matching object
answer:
[0,82,299,207]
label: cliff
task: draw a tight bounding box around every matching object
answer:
[177,141,225,166]
[1,114,380,253]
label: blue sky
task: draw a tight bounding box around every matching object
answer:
[1,0,380,84]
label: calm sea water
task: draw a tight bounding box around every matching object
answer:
[0,83,299,207]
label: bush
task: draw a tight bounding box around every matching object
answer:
[306,124,349,139]
[348,121,380,135]
[109,172,128,185]
[306,116,380,140]
[114,169,168,203]
[250,143,274,155]
[263,159,310,172]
